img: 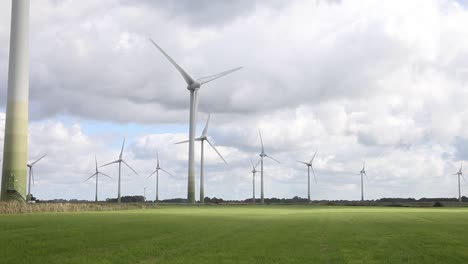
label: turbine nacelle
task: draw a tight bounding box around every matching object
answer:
[187,82,201,91]
[195,136,208,141]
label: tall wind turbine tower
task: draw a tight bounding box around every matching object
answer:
[359,162,367,201]
[149,39,241,203]
[1,0,30,201]
[454,163,465,202]
[297,150,318,202]
[258,130,280,204]
[250,159,260,204]
[176,114,227,203]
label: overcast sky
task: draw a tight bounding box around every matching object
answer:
[1,0,468,201]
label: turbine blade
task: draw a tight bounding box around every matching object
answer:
[156,150,160,167]
[99,172,112,179]
[197,67,242,85]
[160,168,175,177]
[95,156,98,171]
[250,159,255,169]
[297,160,309,166]
[30,154,47,166]
[266,155,280,164]
[206,139,227,164]
[311,166,317,184]
[84,172,98,182]
[254,159,261,169]
[309,150,318,164]
[462,173,466,182]
[146,170,157,179]
[258,130,264,152]
[122,160,138,175]
[174,139,190,145]
[31,168,35,186]
[99,160,119,168]
[201,114,211,137]
[120,137,126,158]
[148,38,195,85]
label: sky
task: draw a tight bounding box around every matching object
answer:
[1,0,468,201]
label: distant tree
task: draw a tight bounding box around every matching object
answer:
[121,195,145,203]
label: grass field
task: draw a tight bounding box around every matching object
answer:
[1,206,468,264]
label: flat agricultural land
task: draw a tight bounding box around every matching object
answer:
[1,206,468,264]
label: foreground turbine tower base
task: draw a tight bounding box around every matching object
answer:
[187,90,198,203]
[1,0,30,202]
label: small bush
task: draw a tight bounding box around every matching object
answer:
[433,201,443,207]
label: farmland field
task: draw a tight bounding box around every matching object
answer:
[1,205,468,263]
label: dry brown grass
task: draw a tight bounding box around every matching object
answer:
[0,202,157,214]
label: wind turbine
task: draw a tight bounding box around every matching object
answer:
[26,154,47,202]
[101,137,138,203]
[149,39,241,204]
[359,161,367,201]
[297,150,318,203]
[454,163,465,202]
[258,130,280,204]
[143,186,148,202]
[176,114,227,203]
[147,151,174,203]
[84,156,112,202]
[250,159,260,204]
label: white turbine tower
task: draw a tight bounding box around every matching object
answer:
[84,156,112,202]
[176,114,227,203]
[148,39,241,204]
[258,130,280,204]
[359,161,367,201]
[101,137,138,203]
[26,154,47,202]
[250,159,260,204]
[1,0,30,202]
[143,186,148,202]
[454,163,465,202]
[297,150,318,203]
[147,151,174,203]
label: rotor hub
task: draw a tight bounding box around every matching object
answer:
[187,82,201,91]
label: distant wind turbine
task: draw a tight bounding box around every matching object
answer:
[149,38,241,203]
[258,130,280,204]
[84,156,112,202]
[359,161,367,201]
[26,154,47,202]
[297,150,318,203]
[250,159,260,204]
[176,114,227,203]
[143,186,148,202]
[101,137,138,203]
[454,163,465,202]
[147,151,174,203]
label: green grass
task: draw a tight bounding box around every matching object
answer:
[1,206,468,263]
